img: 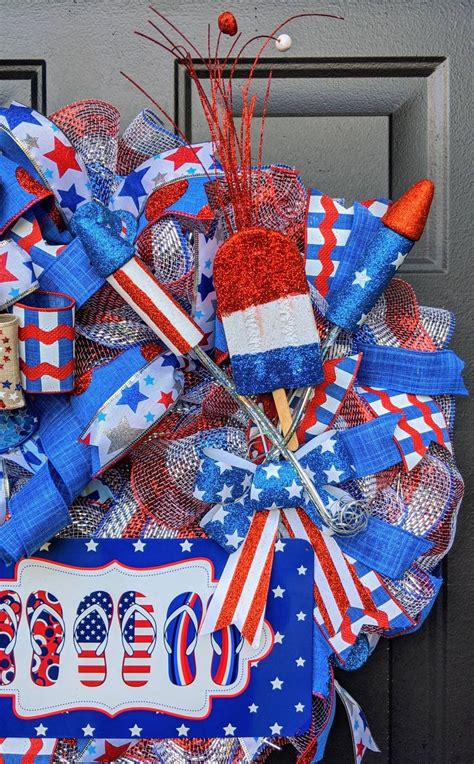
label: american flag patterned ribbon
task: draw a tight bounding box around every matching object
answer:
[196,423,430,648]
[71,201,205,357]
[12,291,75,394]
[357,384,453,471]
[305,189,389,300]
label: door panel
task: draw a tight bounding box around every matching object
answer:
[0,2,471,761]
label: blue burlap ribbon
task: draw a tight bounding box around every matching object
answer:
[356,343,468,395]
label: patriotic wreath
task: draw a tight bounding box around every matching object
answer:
[0,10,467,764]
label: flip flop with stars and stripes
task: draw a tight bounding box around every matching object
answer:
[118,590,157,688]
[73,591,113,687]
[0,590,21,687]
[210,624,244,686]
[27,590,65,687]
[164,592,203,686]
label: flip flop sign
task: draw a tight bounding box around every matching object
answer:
[0,538,313,740]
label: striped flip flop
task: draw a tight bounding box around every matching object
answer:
[73,591,113,687]
[27,590,65,687]
[164,592,203,686]
[211,624,244,686]
[118,591,157,688]
[0,590,22,686]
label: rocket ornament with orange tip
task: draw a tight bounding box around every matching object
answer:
[326,179,435,333]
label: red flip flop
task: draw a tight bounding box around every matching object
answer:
[27,590,65,687]
[0,590,22,686]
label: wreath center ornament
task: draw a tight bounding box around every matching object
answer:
[0,7,467,763]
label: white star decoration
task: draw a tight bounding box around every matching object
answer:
[295,703,305,713]
[324,465,344,483]
[274,539,286,552]
[177,723,189,736]
[241,473,252,491]
[296,656,306,667]
[319,437,336,454]
[223,722,236,736]
[274,631,285,644]
[272,585,285,598]
[248,703,259,713]
[34,723,47,736]
[251,486,262,501]
[296,611,307,621]
[85,539,98,552]
[212,505,229,524]
[226,529,244,548]
[356,312,368,327]
[304,465,316,482]
[39,543,51,552]
[391,251,406,268]
[82,724,95,736]
[285,480,303,499]
[352,268,372,288]
[263,463,281,479]
[133,539,146,552]
[130,723,142,736]
[217,461,232,474]
[193,488,206,501]
[217,483,233,502]
[180,539,193,552]
[270,722,283,735]
[271,676,284,690]
[297,565,307,576]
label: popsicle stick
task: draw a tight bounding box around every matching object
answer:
[272,388,299,451]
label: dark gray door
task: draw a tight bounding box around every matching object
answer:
[0,1,472,762]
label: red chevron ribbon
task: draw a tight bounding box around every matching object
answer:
[19,358,75,381]
[18,324,75,344]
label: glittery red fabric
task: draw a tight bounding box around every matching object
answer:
[214,227,309,314]
[145,179,189,222]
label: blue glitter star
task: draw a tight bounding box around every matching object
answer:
[0,104,41,130]
[58,184,86,213]
[116,166,148,213]
[144,412,155,423]
[117,381,148,412]
[144,375,154,385]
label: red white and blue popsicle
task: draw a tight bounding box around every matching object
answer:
[213,227,324,396]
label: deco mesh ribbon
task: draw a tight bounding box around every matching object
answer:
[0,95,467,764]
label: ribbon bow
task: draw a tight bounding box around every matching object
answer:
[196,423,433,649]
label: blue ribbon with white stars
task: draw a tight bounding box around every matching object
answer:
[197,418,432,580]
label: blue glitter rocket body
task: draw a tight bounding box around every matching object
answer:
[326,179,435,333]
[326,226,413,332]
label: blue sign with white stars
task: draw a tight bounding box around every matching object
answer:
[0,538,314,740]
